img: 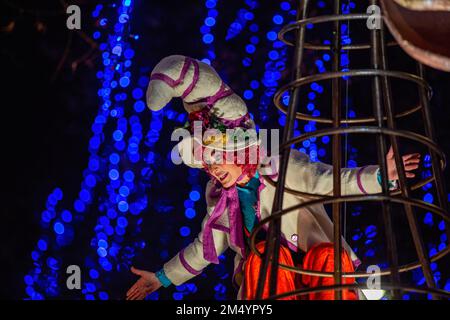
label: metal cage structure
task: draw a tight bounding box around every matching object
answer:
[251,0,450,300]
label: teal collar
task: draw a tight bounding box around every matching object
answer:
[236,171,260,190]
[236,172,260,233]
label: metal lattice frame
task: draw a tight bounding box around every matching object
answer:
[252,0,450,300]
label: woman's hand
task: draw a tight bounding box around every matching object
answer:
[126,267,162,300]
[386,146,421,181]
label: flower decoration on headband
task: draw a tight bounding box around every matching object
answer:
[187,108,227,133]
[185,106,254,134]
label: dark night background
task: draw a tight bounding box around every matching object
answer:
[1,0,450,300]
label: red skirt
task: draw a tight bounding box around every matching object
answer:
[242,241,358,300]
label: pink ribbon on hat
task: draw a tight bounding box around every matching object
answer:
[202,185,245,264]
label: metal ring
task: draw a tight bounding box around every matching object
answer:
[273,70,433,124]
[263,172,437,199]
[266,283,450,300]
[279,14,370,46]
[279,14,398,51]
[272,246,450,278]
[262,126,446,199]
[302,41,398,51]
[249,194,450,278]
[281,126,446,169]
[276,102,422,124]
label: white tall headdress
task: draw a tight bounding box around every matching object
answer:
[146,55,257,168]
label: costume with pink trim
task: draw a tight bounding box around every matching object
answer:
[146,55,392,298]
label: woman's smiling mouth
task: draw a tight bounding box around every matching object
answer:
[218,172,229,182]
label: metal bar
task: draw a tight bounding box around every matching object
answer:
[417,63,450,244]
[331,0,342,300]
[255,0,310,299]
[267,283,450,300]
[282,126,445,160]
[249,193,450,278]
[273,68,432,124]
[274,69,433,98]
[301,41,398,51]
[370,0,401,299]
[378,7,438,299]
[251,0,449,302]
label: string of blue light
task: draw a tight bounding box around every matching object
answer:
[81,0,158,300]
[226,0,258,42]
[200,0,220,64]
[258,2,295,126]
[24,0,148,300]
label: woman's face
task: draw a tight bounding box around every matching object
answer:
[208,163,243,188]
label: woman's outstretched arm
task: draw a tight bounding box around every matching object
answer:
[284,146,420,196]
[126,181,229,299]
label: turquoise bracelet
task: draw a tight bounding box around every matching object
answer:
[155,268,172,288]
[376,169,396,190]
